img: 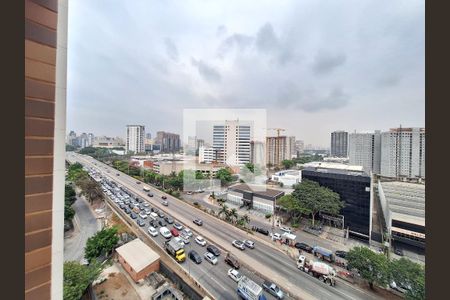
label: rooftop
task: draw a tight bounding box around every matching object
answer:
[380,181,425,226]
[302,162,367,177]
[116,239,160,272]
[230,183,285,199]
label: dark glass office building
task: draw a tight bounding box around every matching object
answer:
[302,167,371,239]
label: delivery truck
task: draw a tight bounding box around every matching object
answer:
[237,276,267,300]
[297,255,336,286]
[165,240,186,263]
[312,246,335,262]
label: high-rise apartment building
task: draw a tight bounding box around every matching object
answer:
[156,131,181,153]
[266,136,295,167]
[349,131,381,175]
[331,131,348,157]
[295,140,304,156]
[196,139,205,150]
[126,125,145,154]
[212,120,252,166]
[380,127,425,179]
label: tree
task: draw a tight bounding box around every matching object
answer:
[84,226,119,262]
[281,159,295,169]
[291,180,343,226]
[389,258,425,300]
[64,261,103,300]
[79,147,97,155]
[77,178,103,204]
[66,144,77,151]
[64,203,75,221]
[346,246,389,289]
[67,163,88,182]
[229,208,239,223]
[278,194,309,221]
[218,204,230,220]
[216,168,233,185]
[237,214,251,226]
[64,184,77,222]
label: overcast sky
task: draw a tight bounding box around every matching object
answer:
[67,0,424,147]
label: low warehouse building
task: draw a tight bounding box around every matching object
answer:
[377,180,425,250]
[227,184,285,213]
[116,238,160,282]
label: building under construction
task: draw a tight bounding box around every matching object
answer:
[266,135,296,167]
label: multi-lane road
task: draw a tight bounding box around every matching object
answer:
[67,152,383,300]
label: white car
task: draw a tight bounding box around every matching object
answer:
[148,226,158,237]
[182,228,193,237]
[179,234,190,244]
[195,236,207,246]
[160,227,172,239]
[232,240,245,250]
[280,227,292,234]
[139,212,148,219]
[271,233,282,241]
[227,268,243,282]
[244,240,255,249]
[204,252,218,265]
[173,237,185,247]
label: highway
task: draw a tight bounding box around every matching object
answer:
[68,153,383,300]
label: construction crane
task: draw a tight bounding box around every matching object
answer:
[267,128,286,167]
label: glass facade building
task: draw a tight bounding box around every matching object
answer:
[302,168,371,238]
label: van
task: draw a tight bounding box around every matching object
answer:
[150,212,158,221]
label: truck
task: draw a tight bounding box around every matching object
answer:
[297,255,336,286]
[312,246,335,262]
[262,281,284,299]
[165,240,186,263]
[237,276,267,300]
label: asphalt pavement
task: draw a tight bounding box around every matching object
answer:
[68,153,385,300]
[64,194,101,262]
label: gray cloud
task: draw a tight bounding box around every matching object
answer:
[217,33,254,58]
[164,38,179,62]
[299,87,350,112]
[191,58,221,83]
[312,52,347,75]
[67,0,424,146]
[277,83,349,112]
[377,75,401,87]
[256,23,280,54]
[216,25,227,37]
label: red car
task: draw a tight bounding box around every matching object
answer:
[170,228,179,237]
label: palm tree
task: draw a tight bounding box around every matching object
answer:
[242,214,251,225]
[229,208,239,224]
[218,204,229,220]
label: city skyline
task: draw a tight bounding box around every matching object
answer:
[67,0,424,146]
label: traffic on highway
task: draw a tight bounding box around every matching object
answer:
[71,154,281,300]
[67,152,383,300]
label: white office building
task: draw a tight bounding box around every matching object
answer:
[213,120,252,166]
[271,170,302,187]
[199,146,215,163]
[380,128,425,179]
[126,125,145,154]
[349,131,382,175]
